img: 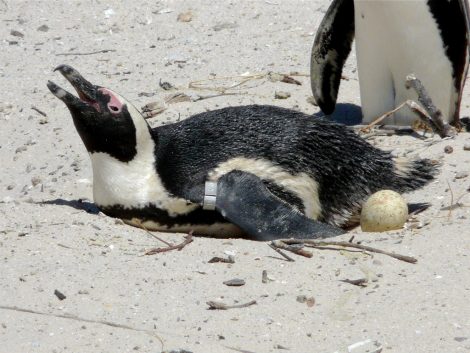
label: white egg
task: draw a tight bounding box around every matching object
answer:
[360,190,408,232]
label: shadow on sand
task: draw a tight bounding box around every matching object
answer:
[313,103,363,126]
[40,198,100,214]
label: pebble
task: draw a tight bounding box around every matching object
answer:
[15,146,27,154]
[213,22,239,31]
[31,176,41,186]
[78,289,89,295]
[53,289,66,301]
[6,184,14,190]
[10,30,24,38]
[455,171,468,179]
[347,339,382,353]
[37,24,49,32]
[463,144,470,151]
[223,278,245,286]
[444,145,453,154]
[177,11,193,22]
[296,295,315,307]
[275,91,291,99]
[0,102,13,114]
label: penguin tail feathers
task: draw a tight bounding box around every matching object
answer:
[391,157,440,192]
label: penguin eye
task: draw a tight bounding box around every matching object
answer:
[108,105,121,113]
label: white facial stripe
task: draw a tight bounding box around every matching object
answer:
[90,94,197,216]
[208,157,322,220]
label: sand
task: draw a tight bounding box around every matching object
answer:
[1,1,470,352]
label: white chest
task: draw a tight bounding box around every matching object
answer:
[90,149,197,216]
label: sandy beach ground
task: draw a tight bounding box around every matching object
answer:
[1,1,470,352]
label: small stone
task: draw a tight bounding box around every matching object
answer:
[78,289,89,295]
[6,184,15,190]
[223,278,245,286]
[274,344,289,350]
[37,25,49,32]
[275,91,291,99]
[10,30,24,38]
[31,176,42,187]
[15,146,27,154]
[0,102,13,114]
[463,144,470,151]
[53,289,66,300]
[213,22,239,31]
[159,79,174,90]
[296,295,307,303]
[454,337,468,342]
[444,145,453,154]
[306,297,316,307]
[455,171,468,179]
[177,11,193,22]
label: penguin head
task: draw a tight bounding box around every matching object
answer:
[47,65,149,162]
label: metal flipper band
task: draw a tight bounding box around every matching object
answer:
[203,181,218,210]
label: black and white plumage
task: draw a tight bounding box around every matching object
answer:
[311,0,470,126]
[48,65,438,241]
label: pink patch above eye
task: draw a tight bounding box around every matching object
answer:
[99,88,123,113]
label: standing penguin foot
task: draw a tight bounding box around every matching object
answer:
[212,170,345,241]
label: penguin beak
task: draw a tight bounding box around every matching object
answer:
[47,64,101,111]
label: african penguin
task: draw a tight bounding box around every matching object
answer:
[47,65,438,241]
[311,0,470,126]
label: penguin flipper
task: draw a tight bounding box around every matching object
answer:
[213,170,345,241]
[311,0,355,115]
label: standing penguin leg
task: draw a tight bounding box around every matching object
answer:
[208,171,345,241]
[354,2,397,124]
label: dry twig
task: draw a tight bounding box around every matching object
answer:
[0,305,164,349]
[271,239,417,264]
[267,243,296,261]
[269,242,312,259]
[206,300,257,310]
[405,74,456,137]
[55,49,116,56]
[31,105,47,117]
[145,232,193,255]
[340,278,368,287]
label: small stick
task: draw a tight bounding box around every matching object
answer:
[262,270,268,284]
[405,74,456,137]
[267,243,296,261]
[0,305,164,349]
[269,242,313,258]
[225,346,258,353]
[359,100,435,136]
[206,300,257,310]
[360,101,411,132]
[55,49,116,56]
[145,232,193,255]
[272,239,417,264]
[340,278,368,287]
[136,220,173,247]
[31,105,47,117]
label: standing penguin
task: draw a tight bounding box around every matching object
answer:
[311,0,470,126]
[48,65,438,241]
